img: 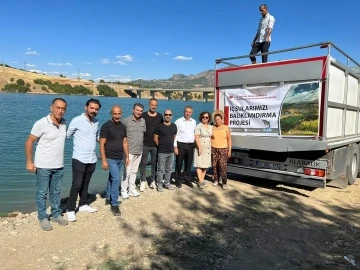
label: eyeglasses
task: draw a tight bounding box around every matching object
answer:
[202,116,209,119]
[165,114,172,116]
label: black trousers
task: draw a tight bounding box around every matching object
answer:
[250,42,271,63]
[175,142,195,183]
[67,158,96,211]
[139,146,158,183]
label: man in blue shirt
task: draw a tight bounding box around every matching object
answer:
[66,98,101,222]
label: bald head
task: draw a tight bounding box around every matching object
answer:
[110,105,123,123]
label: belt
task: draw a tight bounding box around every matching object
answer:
[178,142,194,145]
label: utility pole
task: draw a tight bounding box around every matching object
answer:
[24,60,27,71]
[77,68,81,81]
[2,60,5,72]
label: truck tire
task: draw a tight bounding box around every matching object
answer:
[347,144,359,185]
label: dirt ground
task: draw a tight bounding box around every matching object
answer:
[0,175,359,270]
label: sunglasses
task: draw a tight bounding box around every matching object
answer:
[202,116,209,119]
[165,114,172,116]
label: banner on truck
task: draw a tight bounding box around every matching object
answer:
[223,82,320,136]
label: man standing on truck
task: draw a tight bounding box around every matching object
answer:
[250,4,275,64]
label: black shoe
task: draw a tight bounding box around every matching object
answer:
[110,205,121,216]
[184,181,194,188]
[105,199,110,205]
[175,182,182,188]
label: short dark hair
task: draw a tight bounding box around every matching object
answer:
[259,4,268,9]
[133,103,144,110]
[86,98,101,108]
[184,105,193,111]
[214,113,223,119]
[199,111,211,122]
[52,98,67,105]
[149,98,158,103]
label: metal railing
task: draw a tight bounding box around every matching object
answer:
[215,42,360,68]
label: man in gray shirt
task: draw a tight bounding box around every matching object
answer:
[249,4,275,64]
[25,98,68,231]
[122,103,146,198]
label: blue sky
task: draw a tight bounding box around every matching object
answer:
[0,0,358,82]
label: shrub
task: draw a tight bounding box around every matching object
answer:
[16,79,25,86]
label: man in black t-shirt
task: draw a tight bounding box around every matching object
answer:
[139,98,163,192]
[154,109,177,192]
[99,105,129,216]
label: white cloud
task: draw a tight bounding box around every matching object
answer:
[164,52,170,55]
[152,58,156,61]
[107,75,131,82]
[27,48,31,51]
[101,58,110,64]
[94,77,106,81]
[112,60,126,65]
[71,72,91,77]
[47,71,60,74]
[25,50,40,56]
[85,62,92,65]
[26,63,36,67]
[28,69,42,73]
[174,56,193,61]
[154,52,160,56]
[115,55,134,61]
[65,62,72,66]
[12,61,18,64]
[48,62,63,66]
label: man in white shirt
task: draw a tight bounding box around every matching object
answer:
[25,98,68,231]
[250,4,275,64]
[173,106,196,188]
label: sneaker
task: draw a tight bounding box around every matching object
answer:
[67,211,76,222]
[110,205,121,216]
[121,191,129,199]
[164,183,174,190]
[197,182,208,189]
[149,182,156,189]
[39,218,53,231]
[184,181,194,188]
[51,215,68,226]
[175,182,182,188]
[140,181,146,192]
[212,181,219,187]
[105,199,110,205]
[157,184,164,192]
[78,205,97,213]
[222,184,228,190]
[129,189,140,197]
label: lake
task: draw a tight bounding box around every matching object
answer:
[0,92,214,213]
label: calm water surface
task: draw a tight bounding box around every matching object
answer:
[0,93,214,213]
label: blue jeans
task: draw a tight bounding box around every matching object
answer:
[106,159,124,206]
[156,153,174,186]
[36,167,64,220]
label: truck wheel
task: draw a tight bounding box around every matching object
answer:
[347,144,359,185]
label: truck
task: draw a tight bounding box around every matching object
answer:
[214,42,360,188]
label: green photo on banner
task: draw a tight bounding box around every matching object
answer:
[280,82,320,136]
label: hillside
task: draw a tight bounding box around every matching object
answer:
[127,70,214,89]
[0,65,214,100]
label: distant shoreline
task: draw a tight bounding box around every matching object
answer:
[1,91,214,102]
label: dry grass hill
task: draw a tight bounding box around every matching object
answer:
[0,66,214,101]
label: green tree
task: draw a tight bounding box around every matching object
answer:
[97,84,118,97]
[16,79,25,86]
[99,79,105,83]
[10,78,14,82]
